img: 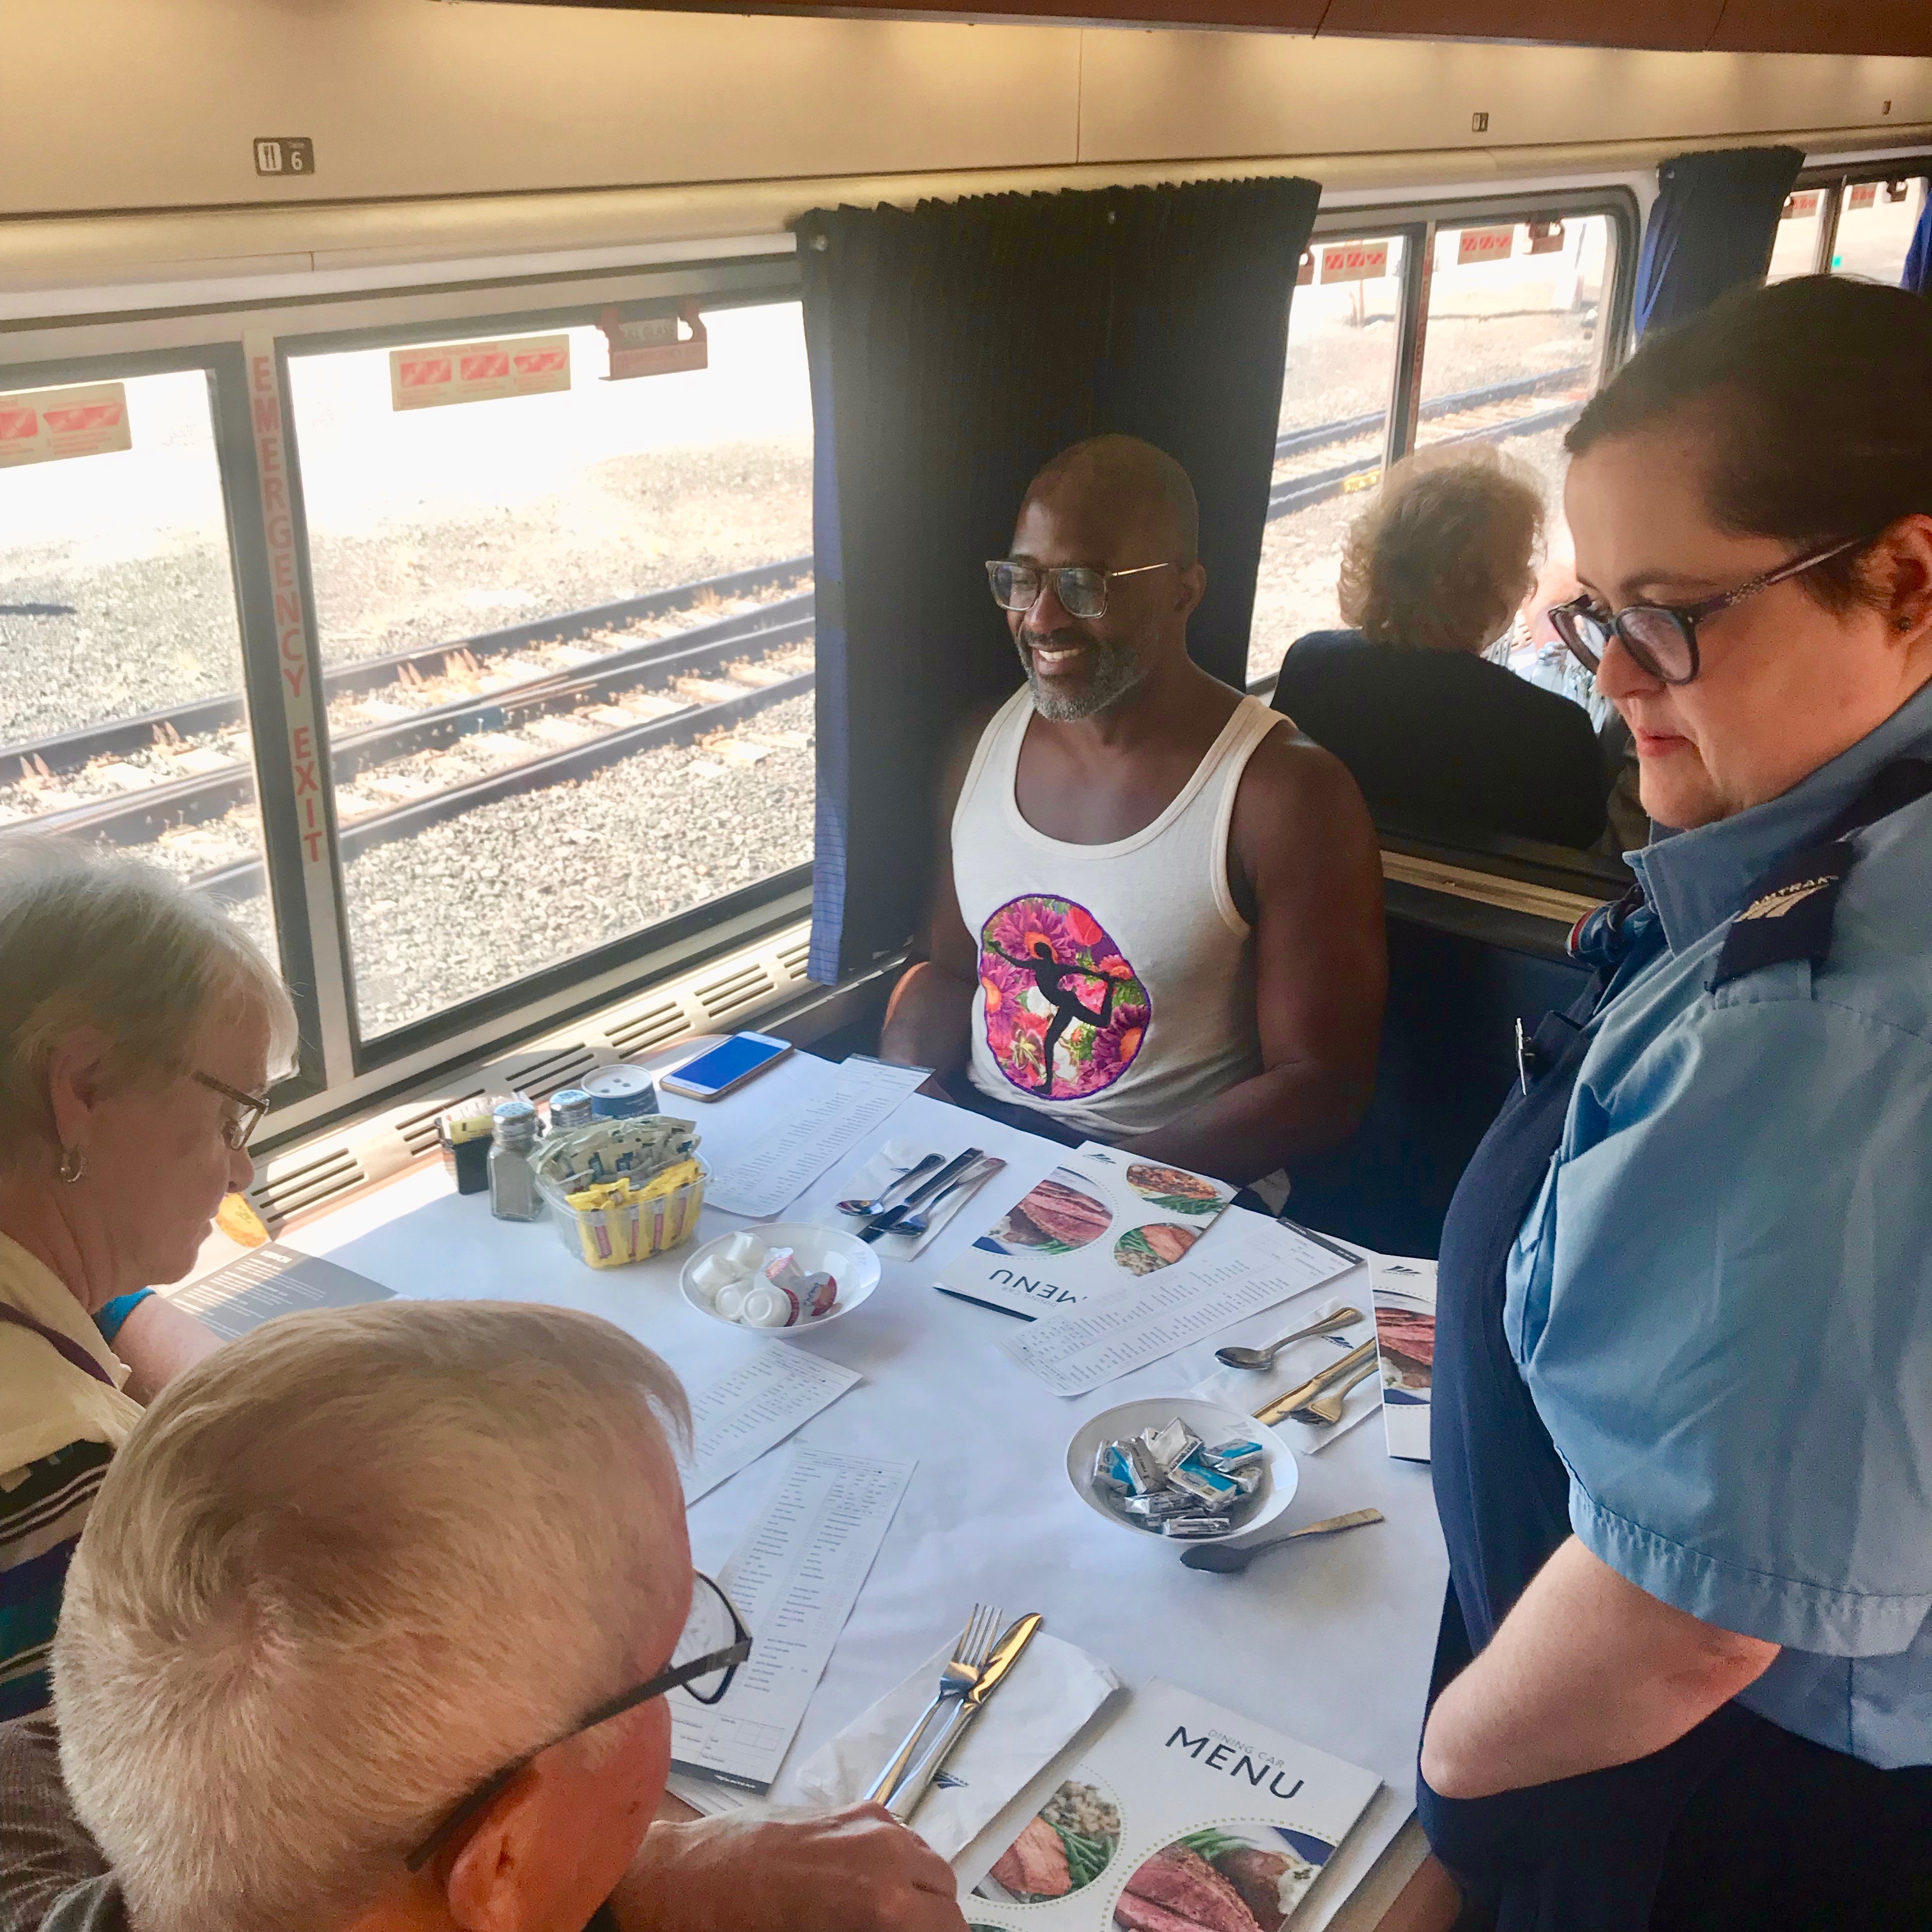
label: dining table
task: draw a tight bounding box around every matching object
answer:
[270,1047,1448,1931]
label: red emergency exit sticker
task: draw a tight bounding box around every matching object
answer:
[1848,183,1878,210]
[388,334,572,411]
[0,381,132,468]
[1457,225,1516,266]
[1319,241,1390,284]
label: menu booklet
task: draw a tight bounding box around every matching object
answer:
[933,1144,1237,1321]
[963,1680,1380,1932]
[1370,1254,1438,1463]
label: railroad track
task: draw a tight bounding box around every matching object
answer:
[0,364,1591,898]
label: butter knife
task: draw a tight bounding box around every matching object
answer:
[859,1147,981,1242]
[884,1612,1041,1821]
[1252,1335,1379,1426]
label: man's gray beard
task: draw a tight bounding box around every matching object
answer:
[1019,636,1148,721]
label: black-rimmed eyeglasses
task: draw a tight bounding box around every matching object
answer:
[404,1572,751,1874]
[192,1071,272,1151]
[1547,537,1864,687]
[986,558,1175,621]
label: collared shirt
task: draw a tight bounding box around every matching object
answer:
[1506,677,1932,1770]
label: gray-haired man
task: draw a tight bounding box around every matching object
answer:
[1,1301,963,1932]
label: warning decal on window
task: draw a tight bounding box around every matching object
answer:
[0,381,132,468]
[1456,226,1516,266]
[1319,241,1390,284]
[387,335,572,412]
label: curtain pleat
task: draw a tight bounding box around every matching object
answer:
[1634,146,1805,337]
[796,177,1321,984]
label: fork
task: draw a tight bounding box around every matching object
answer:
[889,1156,1006,1243]
[864,1602,1004,1807]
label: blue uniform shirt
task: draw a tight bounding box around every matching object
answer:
[1506,677,1932,1770]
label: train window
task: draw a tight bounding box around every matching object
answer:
[1766,188,1827,282]
[1829,176,1929,284]
[1249,234,1407,684]
[1413,215,1612,523]
[0,367,279,968]
[282,301,814,1041]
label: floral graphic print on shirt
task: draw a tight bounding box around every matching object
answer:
[978,894,1151,1102]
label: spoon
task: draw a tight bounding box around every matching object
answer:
[892,1155,1005,1241]
[1284,1356,1380,1427]
[1181,1507,1384,1574]
[1215,1305,1362,1370]
[838,1153,941,1218]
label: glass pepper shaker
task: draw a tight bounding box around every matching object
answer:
[489,1098,542,1222]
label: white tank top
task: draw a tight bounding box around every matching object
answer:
[954,686,1284,1139]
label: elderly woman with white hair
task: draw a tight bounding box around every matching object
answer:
[0,837,297,1720]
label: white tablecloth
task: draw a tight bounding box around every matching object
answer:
[292,1052,1446,1929]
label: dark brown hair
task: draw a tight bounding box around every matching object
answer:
[1566,275,1932,611]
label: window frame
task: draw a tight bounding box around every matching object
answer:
[1786,157,1932,282]
[0,340,330,1108]
[266,264,810,1079]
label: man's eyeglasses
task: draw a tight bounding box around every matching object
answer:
[1548,537,1863,687]
[404,1573,751,1874]
[192,1071,272,1151]
[986,558,1175,622]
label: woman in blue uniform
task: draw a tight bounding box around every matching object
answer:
[1417,275,1932,1929]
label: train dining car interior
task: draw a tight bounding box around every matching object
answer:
[4,3,1931,1928]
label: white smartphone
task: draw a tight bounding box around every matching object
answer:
[659,1031,794,1101]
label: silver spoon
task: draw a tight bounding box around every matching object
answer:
[1283,1355,1379,1427]
[1215,1305,1362,1370]
[838,1153,942,1218]
[891,1156,1005,1241]
[1181,1507,1384,1574]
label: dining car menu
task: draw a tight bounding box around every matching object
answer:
[962,1682,1380,1932]
[934,1144,1238,1321]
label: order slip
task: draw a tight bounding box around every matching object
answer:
[678,1344,862,1503]
[704,1058,927,1218]
[671,1447,916,1792]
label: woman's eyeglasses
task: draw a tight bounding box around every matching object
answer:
[192,1071,272,1151]
[1547,537,1863,687]
[986,558,1174,622]
[403,1573,751,1874]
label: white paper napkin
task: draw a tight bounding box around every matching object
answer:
[839,1140,1003,1261]
[1188,1289,1380,1454]
[793,1630,1120,1860]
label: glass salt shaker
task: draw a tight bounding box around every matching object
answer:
[489,1098,542,1222]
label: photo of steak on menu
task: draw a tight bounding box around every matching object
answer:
[959,1682,1380,1932]
[935,1146,1238,1321]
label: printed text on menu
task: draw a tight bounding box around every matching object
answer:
[678,1343,862,1503]
[997,1225,1352,1396]
[670,1448,915,1791]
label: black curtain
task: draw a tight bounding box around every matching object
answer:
[1634,146,1805,337]
[796,177,1321,985]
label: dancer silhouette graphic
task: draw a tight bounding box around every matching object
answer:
[985,937,1133,1096]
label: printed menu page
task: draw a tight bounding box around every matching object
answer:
[995,1223,1353,1398]
[935,1144,1237,1321]
[961,1680,1381,1932]
[162,1243,394,1340]
[1370,1254,1438,1463]
[671,1447,914,1792]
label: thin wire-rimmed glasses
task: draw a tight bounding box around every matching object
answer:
[986,558,1175,621]
[1547,537,1864,687]
[192,1070,272,1151]
[404,1572,751,1874]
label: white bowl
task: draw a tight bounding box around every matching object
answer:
[678,1222,882,1336]
[1064,1397,1298,1545]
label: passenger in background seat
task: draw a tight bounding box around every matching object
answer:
[880,434,1385,1187]
[1271,445,1608,848]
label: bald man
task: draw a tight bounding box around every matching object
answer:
[880,435,1386,1187]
